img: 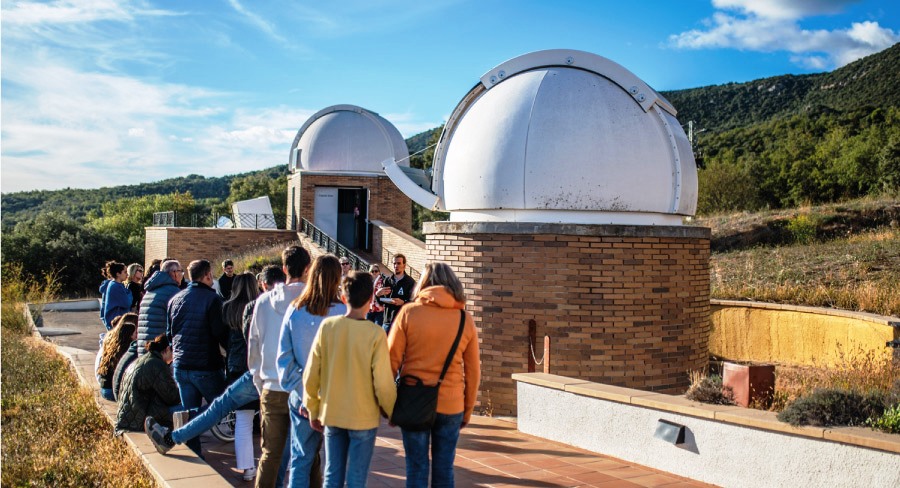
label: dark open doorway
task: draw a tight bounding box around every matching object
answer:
[336,188,368,250]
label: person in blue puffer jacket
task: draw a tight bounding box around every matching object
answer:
[100,261,131,330]
[137,260,183,356]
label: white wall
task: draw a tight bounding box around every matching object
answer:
[518,382,900,488]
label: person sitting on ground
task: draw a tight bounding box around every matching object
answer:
[100,260,131,330]
[97,313,138,402]
[145,265,291,485]
[125,263,144,312]
[277,255,347,486]
[115,334,181,435]
[303,271,396,487]
[137,260,183,355]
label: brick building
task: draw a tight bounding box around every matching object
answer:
[285,104,413,245]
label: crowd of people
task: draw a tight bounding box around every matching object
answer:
[96,248,481,487]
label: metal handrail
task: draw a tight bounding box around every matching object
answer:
[299,218,370,271]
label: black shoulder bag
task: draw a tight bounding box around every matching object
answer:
[390,310,465,431]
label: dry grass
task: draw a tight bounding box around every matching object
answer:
[695,195,900,241]
[1,265,154,487]
[770,346,900,412]
[710,228,900,316]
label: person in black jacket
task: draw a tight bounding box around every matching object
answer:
[376,254,416,334]
[115,335,180,435]
[166,259,229,456]
[217,259,236,300]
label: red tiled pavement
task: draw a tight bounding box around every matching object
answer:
[202,416,715,488]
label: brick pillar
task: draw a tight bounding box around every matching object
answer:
[423,221,711,416]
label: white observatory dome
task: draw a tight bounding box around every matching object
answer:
[384,50,698,226]
[289,104,410,174]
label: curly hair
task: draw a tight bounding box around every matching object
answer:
[97,313,137,376]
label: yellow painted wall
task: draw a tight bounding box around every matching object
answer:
[710,303,897,367]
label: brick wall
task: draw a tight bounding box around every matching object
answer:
[424,222,711,416]
[144,227,299,271]
[287,172,412,235]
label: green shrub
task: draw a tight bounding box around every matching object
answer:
[786,214,819,244]
[777,388,886,427]
[685,371,735,405]
[866,404,900,434]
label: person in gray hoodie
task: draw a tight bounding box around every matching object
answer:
[137,260,184,355]
[247,245,311,488]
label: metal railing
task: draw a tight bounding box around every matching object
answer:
[299,218,370,271]
[152,211,286,229]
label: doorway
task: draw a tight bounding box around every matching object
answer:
[314,186,368,250]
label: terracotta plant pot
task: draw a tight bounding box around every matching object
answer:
[722,362,775,408]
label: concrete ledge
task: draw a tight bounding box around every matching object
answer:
[424,221,711,238]
[514,372,899,453]
[515,374,900,487]
[711,299,900,328]
[38,299,101,312]
[28,306,231,488]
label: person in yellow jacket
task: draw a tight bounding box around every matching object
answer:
[303,271,396,487]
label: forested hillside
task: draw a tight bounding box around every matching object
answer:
[1,166,286,229]
[662,42,900,133]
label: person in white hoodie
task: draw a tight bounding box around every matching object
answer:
[247,245,311,488]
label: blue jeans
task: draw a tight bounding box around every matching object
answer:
[401,412,464,488]
[171,371,257,444]
[173,367,226,455]
[100,387,116,402]
[288,391,323,487]
[324,426,377,488]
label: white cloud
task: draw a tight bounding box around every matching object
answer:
[226,0,287,45]
[711,0,858,20]
[670,1,899,69]
[128,127,146,137]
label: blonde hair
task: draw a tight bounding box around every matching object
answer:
[415,262,465,303]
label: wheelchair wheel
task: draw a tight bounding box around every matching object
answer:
[210,411,236,442]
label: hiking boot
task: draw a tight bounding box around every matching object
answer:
[144,417,175,455]
[242,467,257,481]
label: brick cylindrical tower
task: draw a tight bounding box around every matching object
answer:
[425,222,710,416]
[384,50,711,416]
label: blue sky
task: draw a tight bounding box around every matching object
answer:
[2,0,898,193]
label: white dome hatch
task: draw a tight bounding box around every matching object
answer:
[289,104,410,174]
[383,50,698,226]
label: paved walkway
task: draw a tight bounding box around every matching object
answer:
[40,307,714,488]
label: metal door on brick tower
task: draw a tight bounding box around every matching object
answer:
[313,187,369,250]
